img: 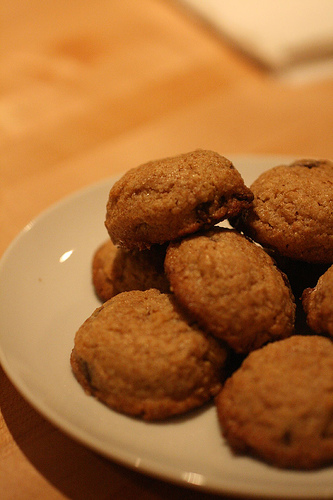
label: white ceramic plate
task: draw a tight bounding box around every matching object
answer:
[1,155,332,499]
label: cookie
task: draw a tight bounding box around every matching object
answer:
[71,289,227,420]
[302,264,333,337]
[105,150,253,250]
[230,159,333,263]
[216,335,333,469]
[268,252,330,335]
[164,227,295,353]
[92,239,169,301]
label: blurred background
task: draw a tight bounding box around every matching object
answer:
[2,1,333,178]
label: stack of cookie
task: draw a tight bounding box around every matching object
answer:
[71,150,333,470]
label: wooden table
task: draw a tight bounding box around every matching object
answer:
[1,1,333,498]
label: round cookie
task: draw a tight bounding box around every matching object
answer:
[302,264,333,337]
[105,150,253,250]
[92,239,169,301]
[71,289,227,420]
[164,227,295,353]
[230,159,333,264]
[268,252,330,335]
[216,335,333,469]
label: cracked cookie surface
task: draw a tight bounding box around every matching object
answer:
[71,289,227,420]
[105,149,253,250]
[216,335,333,469]
[230,159,333,263]
[164,227,295,353]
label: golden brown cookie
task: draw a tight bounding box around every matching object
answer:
[230,159,333,264]
[302,264,333,337]
[71,289,227,420]
[92,239,169,301]
[105,150,253,250]
[268,252,330,335]
[164,227,295,353]
[216,335,333,469]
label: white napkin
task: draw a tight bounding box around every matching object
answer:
[179,0,333,83]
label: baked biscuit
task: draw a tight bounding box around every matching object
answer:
[92,239,169,301]
[164,228,295,353]
[268,252,330,335]
[216,335,333,469]
[71,289,227,420]
[105,150,253,250]
[230,159,333,263]
[302,264,333,337]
